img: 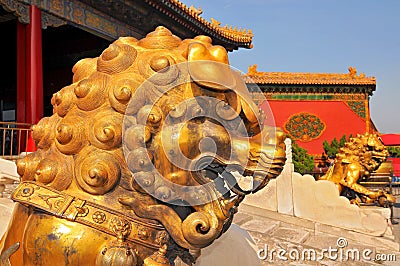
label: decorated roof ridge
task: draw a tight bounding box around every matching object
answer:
[244,64,376,85]
[148,0,253,48]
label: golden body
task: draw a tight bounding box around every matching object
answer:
[0,27,286,265]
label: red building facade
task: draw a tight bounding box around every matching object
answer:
[245,65,377,157]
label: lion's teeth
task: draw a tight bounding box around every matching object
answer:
[236,175,253,191]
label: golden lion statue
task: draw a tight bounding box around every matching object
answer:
[319,133,395,206]
[0,26,286,265]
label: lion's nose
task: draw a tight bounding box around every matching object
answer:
[260,126,286,147]
[275,128,286,145]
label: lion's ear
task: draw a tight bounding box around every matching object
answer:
[367,134,378,147]
[208,45,229,64]
[231,71,259,124]
[187,42,235,91]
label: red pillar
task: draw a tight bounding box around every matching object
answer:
[16,5,43,151]
[16,23,27,124]
[26,5,43,125]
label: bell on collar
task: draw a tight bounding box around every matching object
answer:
[143,244,170,266]
[96,216,138,265]
[96,238,138,266]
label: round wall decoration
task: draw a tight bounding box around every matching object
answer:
[284,112,326,142]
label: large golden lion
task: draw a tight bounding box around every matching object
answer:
[320,133,395,206]
[0,27,286,265]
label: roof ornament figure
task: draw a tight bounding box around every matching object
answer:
[189,5,202,16]
[348,66,357,77]
[210,18,221,26]
[247,64,258,75]
[348,66,366,78]
[247,64,263,77]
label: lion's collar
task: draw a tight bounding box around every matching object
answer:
[12,181,167,251]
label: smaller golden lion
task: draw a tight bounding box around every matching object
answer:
[320,133,395,206]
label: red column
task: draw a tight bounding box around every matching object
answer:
[16,5,43,151]
[26,5,43,125]
[16,22,27,124]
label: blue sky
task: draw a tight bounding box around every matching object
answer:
[183,0,400,133]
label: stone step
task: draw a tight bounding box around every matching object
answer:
[239,203,400,252]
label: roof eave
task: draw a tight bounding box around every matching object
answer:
[148,0,254,51]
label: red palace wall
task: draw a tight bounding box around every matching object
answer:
[260,100,367,154]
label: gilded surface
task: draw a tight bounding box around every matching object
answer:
[319,133,395,206]
[0,26,285,265]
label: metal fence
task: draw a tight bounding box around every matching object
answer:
[0,121,33,160]
[391,181,400,196]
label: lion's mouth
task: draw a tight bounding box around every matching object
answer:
[371,150,388,159]
[191,150,286,198]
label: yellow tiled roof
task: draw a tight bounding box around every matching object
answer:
[244,65,376,85]
[159,0,254,48]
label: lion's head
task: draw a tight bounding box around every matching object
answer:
[337,133,388,173]
[16,26,286,263]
